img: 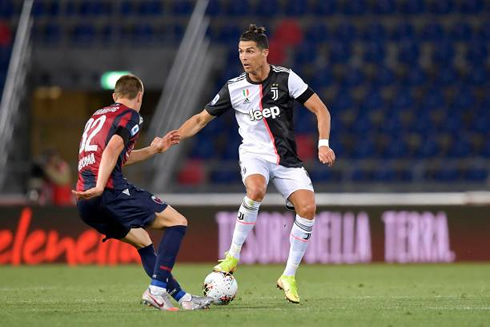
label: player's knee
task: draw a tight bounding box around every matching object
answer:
[247,186,266,202]
[297,202,316,219]
[177,215,188,227]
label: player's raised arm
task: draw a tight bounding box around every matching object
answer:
[73,134,125,199]
[177,109,215,140]
[124,130,181,166]
[303,93,336,167]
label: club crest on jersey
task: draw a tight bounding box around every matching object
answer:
[249,106,280,121]
[242,89,250,104]
[151,195,164,205]
[271,84,279,101]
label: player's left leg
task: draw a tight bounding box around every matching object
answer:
[272,167,316,304]
[120,228,197,307]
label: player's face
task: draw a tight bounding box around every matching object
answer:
[238,41,268,74]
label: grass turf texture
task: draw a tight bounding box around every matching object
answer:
[0,264,489,327]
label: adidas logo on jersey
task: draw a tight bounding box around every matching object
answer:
[249,106,280,121]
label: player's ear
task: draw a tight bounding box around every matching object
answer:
[112,93,117,102]
[262,48,269,58]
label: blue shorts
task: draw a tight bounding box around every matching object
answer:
[77,184,168,240]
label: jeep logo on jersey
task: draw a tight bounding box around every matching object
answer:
[249,106,280,121]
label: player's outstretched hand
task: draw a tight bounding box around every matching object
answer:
[318,146,336,167]
[151,130,181,153]
[72,186,104,200]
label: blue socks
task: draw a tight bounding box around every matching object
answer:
[137,243,186,301]
[152,225,187,289]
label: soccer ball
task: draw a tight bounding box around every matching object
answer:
[203,272,238,305]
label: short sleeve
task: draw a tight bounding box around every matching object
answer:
[117,110,141,140]
[288,70,309,99]
[205,84,232,117]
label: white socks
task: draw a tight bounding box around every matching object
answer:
[283,215,315,276]
[228,196,261,259]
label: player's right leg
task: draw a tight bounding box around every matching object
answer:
[214,161,269,273]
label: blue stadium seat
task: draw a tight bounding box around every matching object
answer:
[363,89,384,110]
[446,137,471,158]
[431,40,455,65]
[311,0,338,15]
[71,24,96,45]
[414,136,440,158]
[310,68,333,90]
[363,42,385,64]
[226,0,250,16]
[383,137,409,159]
[172,1,194,15]
[362,23,387,42]
[253,0,280,16]
[285,0,307,16]
[342,67,365,87]
[428,0,454,14]
[0,1,14,18]
[351,167,372,182]
[391,22,415,41]
[392,89,414,111]
[398,0,426,14]
[294,42,318,65]
[210,169,241,184]
[133,24,154,44]
[476,22,490,42]
[433,66,458,86]
[402,66,426,87]
[333,23,357,42]
[305,24,329,44]
[397,41,420,65]
[372,0,396,14]
[421,22,445,41]
[352,137,376,159]
[433,167,460,182]
[457,0,484,14]
[206,0,222,16]
[467,41,488,64]
[190,135,216,160]
[309,168,342,182]
[451,87,475,110]
[120,1,135,15]
[371,66,395,86]
[341,0,367,15]
[465,66,488,86]
[332,89,355,111]
[450,22,473,41]
[329,42,352,63]
[139,1,163,16]
[372,168,397,182]
[464,169,488,181]
[42,23,62,45]
[32,0,48,17]
[422,88,445,110]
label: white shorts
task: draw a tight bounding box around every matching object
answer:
[239,155,314,205]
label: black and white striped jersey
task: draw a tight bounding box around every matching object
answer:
[205,65,314,168]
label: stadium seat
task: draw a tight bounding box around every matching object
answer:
[450,22,473,41]
[398,0,426,14]
[465,66,488,86]
[372,0,397,14]
[225,0,250,16]
[285,0,307,16]
[464,169,488,181]
[420,22,445,41]
[172,1,194,15]
[363,23,387,42]
[253,0,280,16]
[457,0,484,14]
[397,41,420,65]
[372,66,395,86]
[210,169,241,184]
[305,23,329,44]
[341,0,367,15]
[363,42,386,64]
[329,42,352,63]
[333,23,357,42]
[391,22,415,41]
[433,66,458,86]
[342,67,365,87]
[428,0,454,14]
[311,0,338,15]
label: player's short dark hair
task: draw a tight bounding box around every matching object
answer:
[114,74,143,100]
[240,24,269,49]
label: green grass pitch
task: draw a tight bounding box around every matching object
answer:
[0,264,489,327]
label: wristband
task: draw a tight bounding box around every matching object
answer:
[318,139,329,148]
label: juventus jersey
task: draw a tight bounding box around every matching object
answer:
[205,65,314,168]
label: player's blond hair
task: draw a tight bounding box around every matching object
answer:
[114,74,144,100]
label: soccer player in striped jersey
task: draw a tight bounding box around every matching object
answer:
[176,24,336,303]
[74,75,212,311]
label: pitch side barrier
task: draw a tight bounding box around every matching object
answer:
[0,192,489,265]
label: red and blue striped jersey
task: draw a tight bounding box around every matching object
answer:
[76,103,141,191]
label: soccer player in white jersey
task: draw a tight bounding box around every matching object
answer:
[176,24,335,303]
